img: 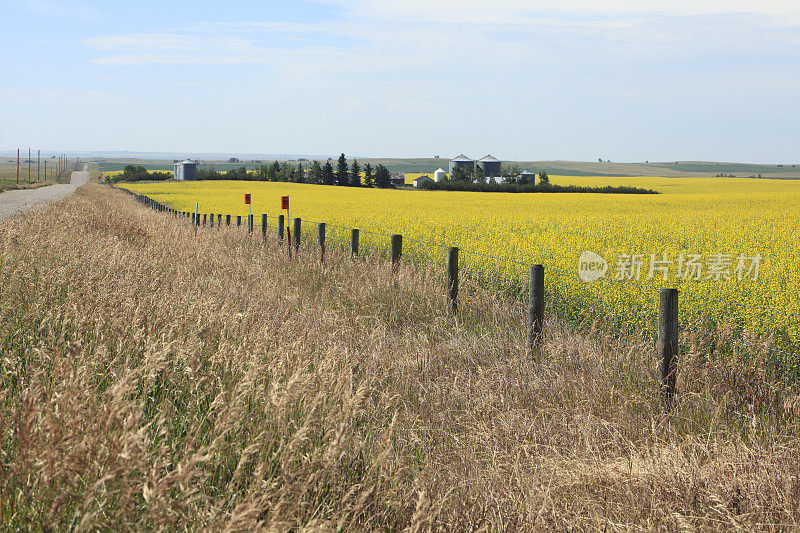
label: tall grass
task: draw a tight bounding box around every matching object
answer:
[1,184,799,530]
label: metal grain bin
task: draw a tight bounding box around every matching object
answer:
[448,154,474,176]
[476,154,501,177]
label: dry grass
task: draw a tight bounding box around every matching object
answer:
[1,184,799,531]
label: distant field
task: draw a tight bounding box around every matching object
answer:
[94,157,800,178]
[0,158,71,191]
[120,177,800,362]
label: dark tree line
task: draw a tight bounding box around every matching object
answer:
[106,165,171,183]
[195,153,394,188]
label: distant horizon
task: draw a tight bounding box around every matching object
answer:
[0,149,798,167]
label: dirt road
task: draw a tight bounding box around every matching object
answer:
[0,164,89,220]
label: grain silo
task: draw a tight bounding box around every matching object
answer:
[433,168,447,182]
[476,155,502,177]
[174,160,198,181]
[448,154,474,176]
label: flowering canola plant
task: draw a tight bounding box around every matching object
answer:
[121,177,800,353]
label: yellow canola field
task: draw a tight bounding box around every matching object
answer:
[120,177,800,349]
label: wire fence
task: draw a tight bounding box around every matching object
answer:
[119,187,800,423]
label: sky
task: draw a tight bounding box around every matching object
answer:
[1,0,798,162]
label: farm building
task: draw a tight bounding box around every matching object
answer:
[477,155,502,177]
[448,154,475,176]
[413,175,434,188]
[433,168,447,182]
[174,160,198,181]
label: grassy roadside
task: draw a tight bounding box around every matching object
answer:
[1,184,799,530]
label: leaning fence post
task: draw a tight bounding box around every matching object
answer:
[293,218,301,250]
[278,214,285,242]
[391,234,402,270]
[350,229,359,258]
[527,265,545,351]
[318,223,326,263]
[447,247,459,313]
[658,288,679,408]
[261,214,268,241]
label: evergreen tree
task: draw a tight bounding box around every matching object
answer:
[293,162,304,183]
[350,159,361,186]
[336,153,349,186]
[452,166,470,182]
[309,160,322,184]
[323,161,335,185]
[363,163,374,187]
[474,166,486,184]
[268,161,281,181]
[375,164,391,188]
[280,161,292,181]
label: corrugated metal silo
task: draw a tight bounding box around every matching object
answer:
[175,160,198,181]
[433,168,447,182]
[448,154,474,176]
[476,155,502,177]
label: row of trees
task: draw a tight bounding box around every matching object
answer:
[196,154,395,188]
[106,165,171,183]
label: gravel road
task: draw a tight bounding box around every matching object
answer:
[0,164,89,220]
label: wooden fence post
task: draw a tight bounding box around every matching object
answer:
[318,223,326,263]
[209,213,214,227]
[261,214,268,241]
[658,288,679,409]
[391,234,402,270]
[278,214,285,242]
[447,247,459,313]
[202,214,207,226]
[293,218,301,250]
[226,214,231,226]
[248,214,253,235]
[350,229,359,258]
[527,265,545,351]
[217,214,222,227]
[236,215,241,228]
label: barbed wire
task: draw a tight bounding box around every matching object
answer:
[679,325,800,359]
[679,289,800,319]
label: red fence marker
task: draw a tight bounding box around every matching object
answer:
[244,193,251,204]
[281,195,289,210]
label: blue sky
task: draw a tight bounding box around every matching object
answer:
[1,0,798,162]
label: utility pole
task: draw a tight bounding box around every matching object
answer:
[16,148,19,184]
[28,148,31,184]
[37,149,40,182]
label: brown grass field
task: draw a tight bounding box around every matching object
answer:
[2,184,800,530]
